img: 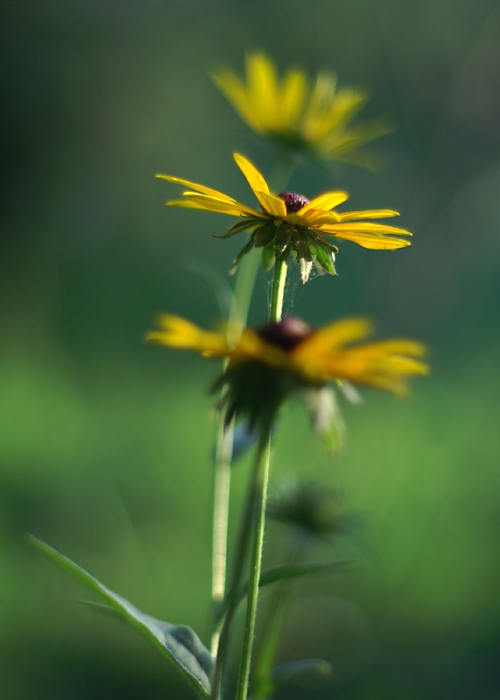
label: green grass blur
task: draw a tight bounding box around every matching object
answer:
[2,0,500,698]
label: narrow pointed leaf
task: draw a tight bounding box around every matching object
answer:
[28,535,213,699]
[214,218,257,239]
[216,558,355,624]
[229,237,256,275]
[272,658,332,685]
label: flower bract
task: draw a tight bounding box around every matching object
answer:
[156,153,412,282]
[147,315,428,432]
[212,52,391,168]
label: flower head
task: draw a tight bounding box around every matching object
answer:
[156,153,412,282]
[212,52,391,168]
[147,314,428,432]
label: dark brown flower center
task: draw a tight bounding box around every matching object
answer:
[258,317,312,351]
[277,192,310,214]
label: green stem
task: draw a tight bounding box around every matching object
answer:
[211,434,271,700]
[210,409,234,656]
[233,255,289,700]
[270,254,288,323]
[252,540,303,700]
[234,430,272,700]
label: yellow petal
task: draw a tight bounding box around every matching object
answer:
[294,318,372,359]
[233,153,271,196]
[298,191,349,214]
[338,209,400,221]
[320,230,412,250]
[212,69,264,133]
[321,222,412,235]
[280,70,307,130]
[147,315,231,357]
[246,52,279,130]
[254,190,287,218]
[300,209,341,226]
[156,174,236,203]
[173,193,263,217]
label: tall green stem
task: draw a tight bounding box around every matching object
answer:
[234,254,289,700]
[210,155,295,653]
[211,433,271,700]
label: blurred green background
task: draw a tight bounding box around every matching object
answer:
[2,0,500,698]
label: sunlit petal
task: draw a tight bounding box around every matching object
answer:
[156,174,237,203]
[233,152,271,196]
[299,191,349,214]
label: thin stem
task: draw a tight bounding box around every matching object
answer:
[211,435,270,700]
[210,409,234,655]
[235,430,272,700]
[270,254,288,323]
[252,540,303,700]
[210,156,295,649]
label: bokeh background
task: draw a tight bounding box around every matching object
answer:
[2,0,500,698]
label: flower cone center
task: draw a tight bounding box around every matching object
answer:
[258,317,312,351]
[277,192,310,214]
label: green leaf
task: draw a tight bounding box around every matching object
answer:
[215,558,355,624]
[258,559,355,587]
[271,658,332,686]
[28,535,213,699]
[229,237,256,275]
[214,218,256,239]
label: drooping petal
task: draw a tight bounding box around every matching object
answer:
[233,153,271,196]
[156,174,237,203]
[321,222,411,235]
[171,193,263,218]
[298,191,349,214]
[338,209,399,221]
[320,230,412,250]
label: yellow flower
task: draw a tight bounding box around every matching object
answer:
[212,52,391,168]
[156,153,411,282]
[147,315,428,398]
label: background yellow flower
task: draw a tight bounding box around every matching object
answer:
[213,52,391,168]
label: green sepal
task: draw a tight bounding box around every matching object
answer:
[292,229,314,284]
[28,535,214,699]
[308,238,338,276]
[274,223,291,254]
[253,221,277,248]
[229,237,256,275]
[214,218,258,239]
[261,244,276,272]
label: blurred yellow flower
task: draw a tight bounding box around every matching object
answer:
[212,52,391,168]
[147,315,428,398]
[156,153,411,282]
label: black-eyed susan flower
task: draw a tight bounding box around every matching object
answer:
[147,315,428,434]
[156,153,412,283]
[212,52,391,168]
